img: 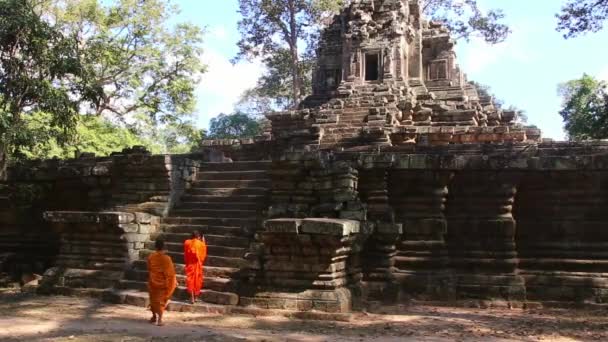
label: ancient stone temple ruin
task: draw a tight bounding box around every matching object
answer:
[1,0,608,313]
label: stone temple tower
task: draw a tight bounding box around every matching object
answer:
[267,0,541,151]
[312,0,418,94]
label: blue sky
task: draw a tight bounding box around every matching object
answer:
[174,0,608,140]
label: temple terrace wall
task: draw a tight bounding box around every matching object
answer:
[2,142,608,311]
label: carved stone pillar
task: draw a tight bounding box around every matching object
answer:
[389,170,454,298]
[445,171,525,301]
[360,223,402,302]
[358,167,401,302]
[358,169,392,222]
[383,46,393,79]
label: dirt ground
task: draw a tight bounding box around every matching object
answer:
[1,291,607,342]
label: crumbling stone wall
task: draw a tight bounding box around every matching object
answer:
[39,211,160,295]
[0,147,198,285]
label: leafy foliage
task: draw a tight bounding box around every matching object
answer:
[0,0,86,177]
[235,88,275,117]
[208,112,262,139]
[46,0,205,122]
[127,113,206,154]
[556,0,608,38]
[558,74,608,140]
[20,112,144,159]
[420,0,510,44]
[235,0,341,109]
[0,0,206,168]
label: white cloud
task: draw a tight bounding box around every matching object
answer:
[209,25,227,40]
[456,23,536,77]
[195,49,264,127]
[599,66,608,81]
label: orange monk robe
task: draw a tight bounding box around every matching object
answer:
[184,238,207,296]
[147,251,177,315]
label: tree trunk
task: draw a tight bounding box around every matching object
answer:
[0,144,7,181]
[288,0,301,108]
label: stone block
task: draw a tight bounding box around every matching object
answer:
[264,219,302,233]
[123,233,149,243]
[376,223,403,235]
[134,212,154,224]
[118,224,139,233]
[339,210,366,221]
[300,219,360,236]
[138,224,156,234]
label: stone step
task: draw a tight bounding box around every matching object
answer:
[177,201,264,211]
[120,273,237,293]
[104,289,233,314]
[170,209,258,219]
[139,250,248,269]
[163,216,258,227]
[111,284,239,306]
[192,179,270,189]
[145,241,247,258]
[180,194,267,203]
[393,256,448,270]
[160,224,244,236]
[131,261,239,278]
[340,115,369,120]
[199,161,272,172]
[196,170,269,181]
[153,233,251,248]
[187,187,269,196]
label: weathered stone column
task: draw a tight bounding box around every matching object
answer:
[389,169,454,299]
[39,211,159,294]
[358,168,392,222]
[360,223,403,303]
[515,171,608,303]
[240,218,362,313]
[445,171,525,302]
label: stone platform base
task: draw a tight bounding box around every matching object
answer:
[239,288,353,313]
[102,289,353,320]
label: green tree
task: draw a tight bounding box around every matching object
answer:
[235,0,342,109]
[0,0,206,167]
[46,0,205,144]
[235,88,275,117]
[0,0,86,179]
[21,112,145,159]
[129,113,206,154]
[208,112,262,139]
[556,0,608,38]
[420,0,510,44]
[558,74,608,140]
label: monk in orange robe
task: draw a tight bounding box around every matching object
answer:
[147,238,177,326]
[183,230,207,304]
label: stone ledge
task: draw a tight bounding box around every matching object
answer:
[376,223,403,235]
[43,211,157,225]
[264,219,302,233]
[264,218,360,236]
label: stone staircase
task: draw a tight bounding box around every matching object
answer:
[114,161,271,307]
